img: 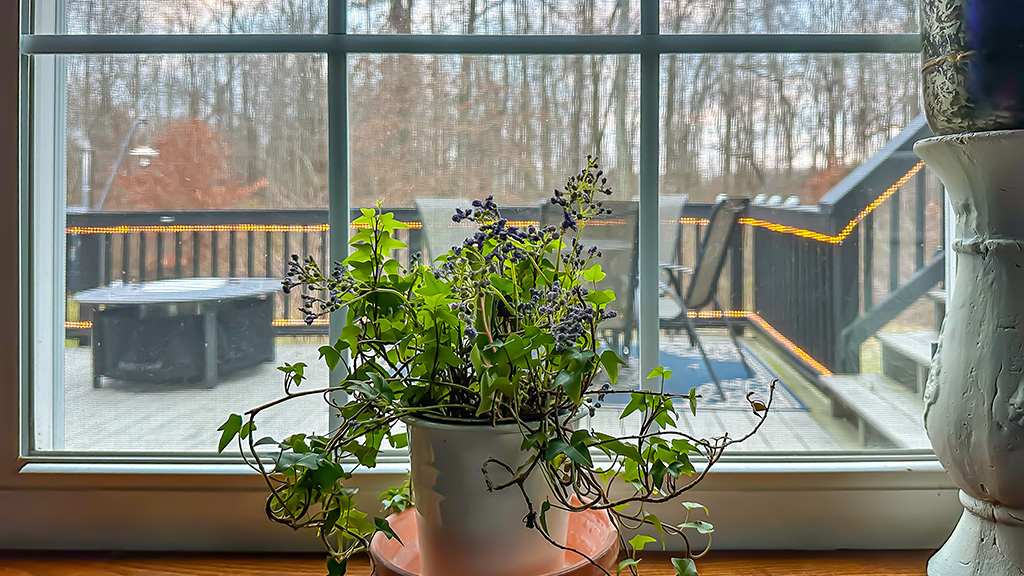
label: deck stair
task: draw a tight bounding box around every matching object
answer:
[876,330,938,395]
[818,373,930,449]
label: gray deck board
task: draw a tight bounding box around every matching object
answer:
[56,339,885,455]
[818,374,930,450]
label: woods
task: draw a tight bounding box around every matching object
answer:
[62,0,922,212]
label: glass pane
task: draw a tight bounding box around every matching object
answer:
[347,0,639,34]
[51,54,329,453]
[660,0,917,33]
[63,0,326,34]
[349,54,642,435]
[658,53,936,453]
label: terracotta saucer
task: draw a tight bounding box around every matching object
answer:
[370,505,619,576]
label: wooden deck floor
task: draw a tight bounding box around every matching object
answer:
[57,335,893,454]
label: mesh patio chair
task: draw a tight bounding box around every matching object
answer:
[541,199,639,360]
[414,198,478,263]
[660,197,753,397]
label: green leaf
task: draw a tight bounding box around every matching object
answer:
[689,387,698,416]
[389,432,408,449]
[239,420,256,440]
[678,520,714,534]
[628,534,657,552]
[599,349,627,386]
[546,435,592,467]
[680,501,708,514]
[319,345,342,371]
[217,413,242,454]
[374,517,404,545]
[254,436,278,447]
[645,513,665,548]
[326,557,348,576]
[539,501,551,533]
[620,392,647,419]
[670,557,699,576]
[582,264,607,283]
[617,558,641,575]
[555,370,582,404]
[585,289,616,306]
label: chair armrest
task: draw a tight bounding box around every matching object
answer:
[659,262,693,275]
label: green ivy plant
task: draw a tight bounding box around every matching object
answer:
[218,157,774,576]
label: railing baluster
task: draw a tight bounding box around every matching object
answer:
[174,231,183,278]
[247,231,255,277]
[265,231,272,277]
[211,231,219,277]
[864,212,874,311]
[102,234,111,285]
[320,229,328,273]
[156,232,164,280]
[138,232,147,282]
[890,187,901,292]
[192,231,201,277]
[229,230,238,277]
[283,231,291,317]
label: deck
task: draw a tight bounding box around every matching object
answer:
[57,331,928,454]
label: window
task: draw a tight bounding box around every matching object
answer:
[7,0,959,551]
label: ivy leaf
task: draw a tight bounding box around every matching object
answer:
[326,557,348,576]
[239,420,256,440]
[217,413,242,454]
[645,513,665,548]
[689,387,698,416]
[671,557,699,576]
[628,534,657,552]
[678,520,714,534]
[539,501,551,533]
[555,370,582,404]
[374,517,404,545]
[582,264,607,283]
[319,345,342,371]
[617,558,641,575]
[585,289,616,306]
[599,349,627,386]
[620,392,647,419]
[680,501,708,514]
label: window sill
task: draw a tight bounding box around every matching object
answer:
[0,550,933,575]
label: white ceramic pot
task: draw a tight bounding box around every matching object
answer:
[916,131,1024,576]
[406,416,570,576]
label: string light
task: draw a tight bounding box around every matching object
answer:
[747,313,833,376]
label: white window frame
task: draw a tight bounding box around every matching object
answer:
[4,0,961,551]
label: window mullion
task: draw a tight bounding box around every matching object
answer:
[327,0,349,419]
[638,0,659,390]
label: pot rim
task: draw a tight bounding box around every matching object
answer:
[403,410,579,433]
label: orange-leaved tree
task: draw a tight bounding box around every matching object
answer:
[110,117,266,211]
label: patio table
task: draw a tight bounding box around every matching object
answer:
[75,278,281,389]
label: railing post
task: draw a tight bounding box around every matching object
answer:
[834,233,861,373]
[889,187,901,292]
[729,219,744,335]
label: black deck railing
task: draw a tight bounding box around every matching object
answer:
[66,118,946,377]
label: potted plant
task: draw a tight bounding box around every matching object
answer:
[218,157,773,576]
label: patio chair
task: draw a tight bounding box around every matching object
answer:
[541,199,639,359]
[414,198,479,263]
[661,197,754,397]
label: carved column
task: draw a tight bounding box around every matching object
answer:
[916,131,1024,576]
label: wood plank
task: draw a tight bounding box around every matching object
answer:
[818,374,930,450]
[877,331,936,369]
[0,550,932,576]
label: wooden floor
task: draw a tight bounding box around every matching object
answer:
[0,550,932,575]
[60,336,858,454]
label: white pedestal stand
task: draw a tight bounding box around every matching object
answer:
[916,131,1024,576]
